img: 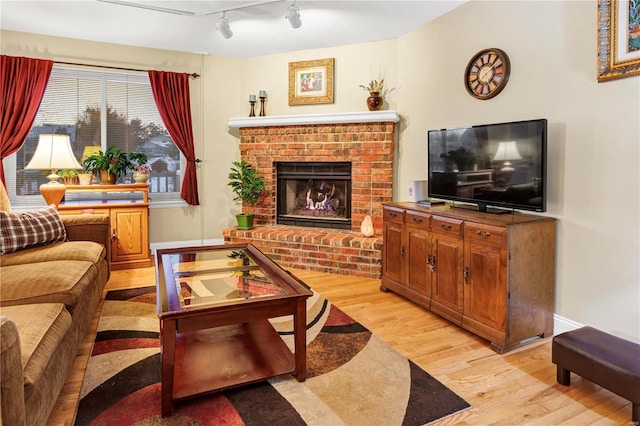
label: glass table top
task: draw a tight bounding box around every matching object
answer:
[156,245,295,314]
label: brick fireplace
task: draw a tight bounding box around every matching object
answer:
[224,111,399,278]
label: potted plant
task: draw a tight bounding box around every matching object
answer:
[82,146,132,184]
[129,152,151,183]
[228,160,265,230]
[77,162,94,185]
[58,169,79,185]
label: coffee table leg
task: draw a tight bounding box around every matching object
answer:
[160,319,176,417]
[294,300,307,382]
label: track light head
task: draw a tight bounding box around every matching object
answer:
[216,12,233,39]
[286,3,302,29]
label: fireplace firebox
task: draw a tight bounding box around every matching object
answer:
[276,162,351,229]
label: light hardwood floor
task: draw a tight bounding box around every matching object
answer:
[47,267,632,425]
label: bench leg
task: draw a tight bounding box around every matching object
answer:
[556,365,571,385]
[633,402,638,424]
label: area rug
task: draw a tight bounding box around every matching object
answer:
[74,286,470,425]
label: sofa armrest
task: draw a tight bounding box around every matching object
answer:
[0,316,26,426]
[61,214,111,272]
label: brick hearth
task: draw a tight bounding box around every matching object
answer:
[225,112,399,278]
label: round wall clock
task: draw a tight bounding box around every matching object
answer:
[464,48,510,100]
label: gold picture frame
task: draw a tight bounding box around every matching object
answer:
[597,0,640,82]
[288,58,334,105]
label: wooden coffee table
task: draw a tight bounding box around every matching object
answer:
[155,243,313,417]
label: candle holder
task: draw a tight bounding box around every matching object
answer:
[259,96,266,116]
[249,100,256,117]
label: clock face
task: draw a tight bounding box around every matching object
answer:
[465,48,511,100]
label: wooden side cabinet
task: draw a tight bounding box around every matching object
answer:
[57,183,152,270]
[381,202,556,353]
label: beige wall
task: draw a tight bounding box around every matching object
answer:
[395,0,640,340]
[2,0,639,340]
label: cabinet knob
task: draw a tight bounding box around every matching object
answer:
[476,230,491,238]
[464,267,469,283]
[111,230,118,242]
[400,246,405,257]
[389,213,397,218]
[440,223,452,230]
[412,217,422,224]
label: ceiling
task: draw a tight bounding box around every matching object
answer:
[0,0,465,57]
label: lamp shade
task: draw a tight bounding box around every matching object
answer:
[492,141,522,162]
[25,134,82,170]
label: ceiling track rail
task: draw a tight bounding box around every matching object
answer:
[97,0,285,17]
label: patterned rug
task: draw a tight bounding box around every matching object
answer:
[74,286,470,425]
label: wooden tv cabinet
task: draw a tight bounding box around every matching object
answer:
[381,202,556,353]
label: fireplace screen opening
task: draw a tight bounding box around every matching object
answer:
[276,162,351,229]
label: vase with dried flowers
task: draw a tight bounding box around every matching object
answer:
[359,79,387,111]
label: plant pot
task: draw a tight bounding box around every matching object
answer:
[133,171,150,183]
[99,169,118,185]
[367,91,382,111]
[235,213,255,230]
[77,173,93,185]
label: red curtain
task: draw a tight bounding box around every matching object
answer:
[0,55,53,185]
[148,71,200,206]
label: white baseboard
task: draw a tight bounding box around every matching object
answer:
[149,239,225,255]
[553,314,584,336]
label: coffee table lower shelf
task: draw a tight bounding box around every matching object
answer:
[171,319,296,402]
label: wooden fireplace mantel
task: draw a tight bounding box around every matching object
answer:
[228,110,400,128]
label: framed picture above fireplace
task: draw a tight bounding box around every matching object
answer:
[288,58,335,105]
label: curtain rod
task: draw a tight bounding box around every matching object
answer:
[54,60,200,78]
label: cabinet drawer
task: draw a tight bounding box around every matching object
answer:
[57,207,110,215]
[465,222,506,246]
[406,210,430,229]
[431,215,463,237]
[383,206,405,223]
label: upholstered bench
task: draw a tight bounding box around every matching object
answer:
[552,326,640,423]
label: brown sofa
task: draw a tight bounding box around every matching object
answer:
[0,186,111,425]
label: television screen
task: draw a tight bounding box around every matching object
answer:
[427,119,547,212]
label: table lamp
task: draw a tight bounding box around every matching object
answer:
[24,134,82,207]
[492,141,522,186]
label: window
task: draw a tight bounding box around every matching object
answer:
[6,66,184,207]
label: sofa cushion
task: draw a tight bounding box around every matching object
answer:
[0,206,66,255]
[0,241,106,267]
[0,303,72,400]
[0,260,96,314]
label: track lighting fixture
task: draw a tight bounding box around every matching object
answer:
[286,1,302,29]
[216,11,233,39]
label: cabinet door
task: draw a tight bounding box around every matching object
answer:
[463,240,508,333]
[382,222,404,284]
[430,234,464,323]
[406,227,430,298]
[111,207,149,264]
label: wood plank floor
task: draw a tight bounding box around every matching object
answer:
[47,267,632,425]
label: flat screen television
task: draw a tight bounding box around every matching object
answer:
[427,118,547,213]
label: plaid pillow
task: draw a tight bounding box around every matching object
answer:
[0,205,67,255]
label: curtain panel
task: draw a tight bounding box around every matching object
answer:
[148,71,199,206]
[0,55,53,185]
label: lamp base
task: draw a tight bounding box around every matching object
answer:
[40,173,66,207]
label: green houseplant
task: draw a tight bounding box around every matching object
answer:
[58,169,79,185]
[82,146,132,184]
[228,160,265,230]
